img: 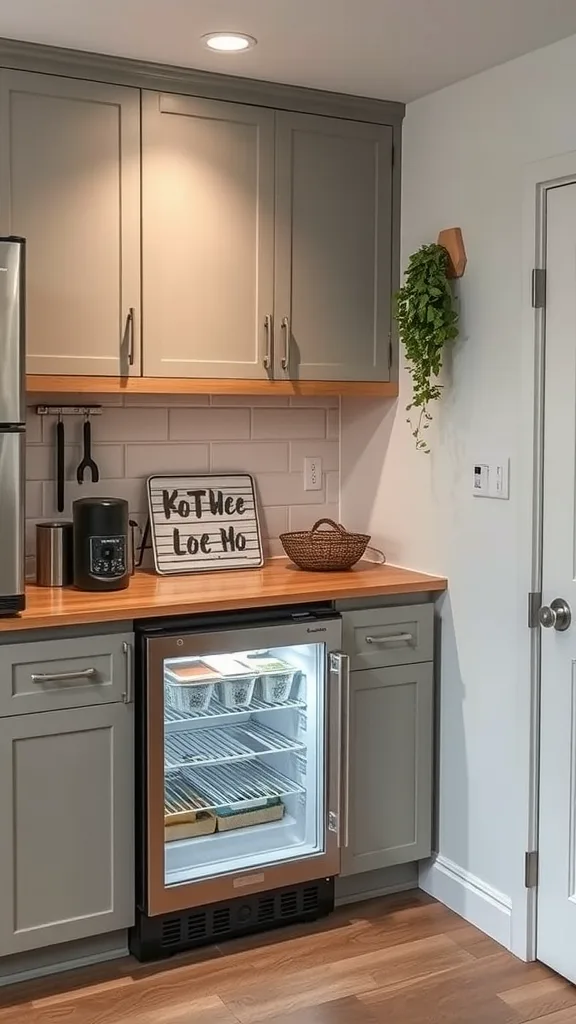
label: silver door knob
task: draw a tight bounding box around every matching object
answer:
[539,598,572,631]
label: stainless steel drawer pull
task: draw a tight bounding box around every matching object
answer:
[365,633,414,645]
[30,668,98,684]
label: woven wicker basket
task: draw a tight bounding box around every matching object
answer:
[280,518,371,572]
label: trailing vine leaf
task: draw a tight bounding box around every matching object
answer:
[394,243,459,452]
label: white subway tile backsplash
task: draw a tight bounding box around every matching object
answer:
[211,442,289,474]
[26,481,43,520]
[288,395,339,408]
[211,395,290,407]
[25,395,340,564]
[125,443,209,477]
[326,471,340,504]
[288,504,340,531]
[27,444,125,481]
[252,408,326,440]
[170,407,250,441]
[327,407,340,440]
[289,440,339,473]
[95,406,169,442]
[124,394,210,407]
[256,473,325,507]
[42,478,148,520]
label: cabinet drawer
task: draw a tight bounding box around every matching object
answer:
[0,633,134,716]
[343,605,433,670]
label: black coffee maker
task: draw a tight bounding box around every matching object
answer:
[73,497,130,591]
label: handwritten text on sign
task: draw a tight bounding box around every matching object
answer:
[147,474,264,575]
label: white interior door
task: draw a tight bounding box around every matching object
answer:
[538,181,576,981]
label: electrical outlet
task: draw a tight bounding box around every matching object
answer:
[304,456,322,491]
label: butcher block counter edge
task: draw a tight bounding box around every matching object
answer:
[0,560,447,633]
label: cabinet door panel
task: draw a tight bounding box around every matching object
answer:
[341,663,433,876]
[142,92,274,378]
[0,71,141,376]
[0,704,134,954]
[275,112,393,381]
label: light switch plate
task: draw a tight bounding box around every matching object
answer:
[472,458,510,499]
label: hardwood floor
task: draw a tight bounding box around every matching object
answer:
[0,892,573,1024]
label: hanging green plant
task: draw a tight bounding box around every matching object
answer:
[395,243,459,453]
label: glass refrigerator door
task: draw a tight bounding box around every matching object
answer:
[145,620,343,915]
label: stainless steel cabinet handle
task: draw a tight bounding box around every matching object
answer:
[329,651,350,849]
[122,641,134,703]
[126,307,135,367]
[365,633,414,645]
[31,668,98,684]
[263,313,273,371]
[281,316,290,372]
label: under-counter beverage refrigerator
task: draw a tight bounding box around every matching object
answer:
[131,605,348,960]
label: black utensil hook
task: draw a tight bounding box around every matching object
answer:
[76,413,100,484]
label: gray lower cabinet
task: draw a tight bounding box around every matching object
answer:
[0,70,141,376]
[0,702,134,955]
[341,662,433,877]
[274,112,394,381]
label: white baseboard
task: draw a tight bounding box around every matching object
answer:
[419,854,512,950]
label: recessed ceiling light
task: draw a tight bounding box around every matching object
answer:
[202,32,257,53]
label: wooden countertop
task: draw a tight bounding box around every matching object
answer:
[0,560,447,632]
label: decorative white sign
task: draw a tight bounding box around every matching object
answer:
[147,474,264,575]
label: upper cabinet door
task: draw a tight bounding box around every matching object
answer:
[142,93,275,379]
[0,71,141,376]
[275,113,393,382]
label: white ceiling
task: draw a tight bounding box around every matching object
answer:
[1,0,576,103]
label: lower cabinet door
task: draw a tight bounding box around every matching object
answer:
[341,663,433,876]
[0,703,134,955]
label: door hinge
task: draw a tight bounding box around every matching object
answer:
[525,850,539,888]
[388,332,393,369]
[531,268,546,309]
[391,144,395,168]
[528,591,542,628]
[328,811,339,833]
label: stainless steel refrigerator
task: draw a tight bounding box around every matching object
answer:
[131,606,349,960]
[0,237,25,615]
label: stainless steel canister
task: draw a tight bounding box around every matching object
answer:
[36,521,74,587]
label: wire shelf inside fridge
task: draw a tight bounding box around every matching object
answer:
[164,693,306,725]
[165,760,305,814]
[165,720,306,771]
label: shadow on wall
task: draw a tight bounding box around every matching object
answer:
[340,396,396,552]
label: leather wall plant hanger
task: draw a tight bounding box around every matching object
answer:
[394,227,466,453]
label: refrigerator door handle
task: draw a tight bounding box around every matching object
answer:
[329,651,351,848]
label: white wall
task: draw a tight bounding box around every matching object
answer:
[342,30,576,949]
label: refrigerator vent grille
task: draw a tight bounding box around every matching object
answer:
[160,917,183,948]
[187,911,207,941]
[258,896,275,923]
[213,907,232,935]
[280,891,299,917]
[303,886,320,912]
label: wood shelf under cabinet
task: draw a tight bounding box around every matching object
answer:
[26,376,399,398]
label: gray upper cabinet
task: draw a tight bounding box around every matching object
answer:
[0,70,141,376]
[0,702,134,955]
[142,92,275,379]
[341,662,433,877]
[274,112,393,381]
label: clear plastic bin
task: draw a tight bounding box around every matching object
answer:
[164,661,220,713]
[204,655,258,709]
[165,679,215,712]
[239,655,298,704]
